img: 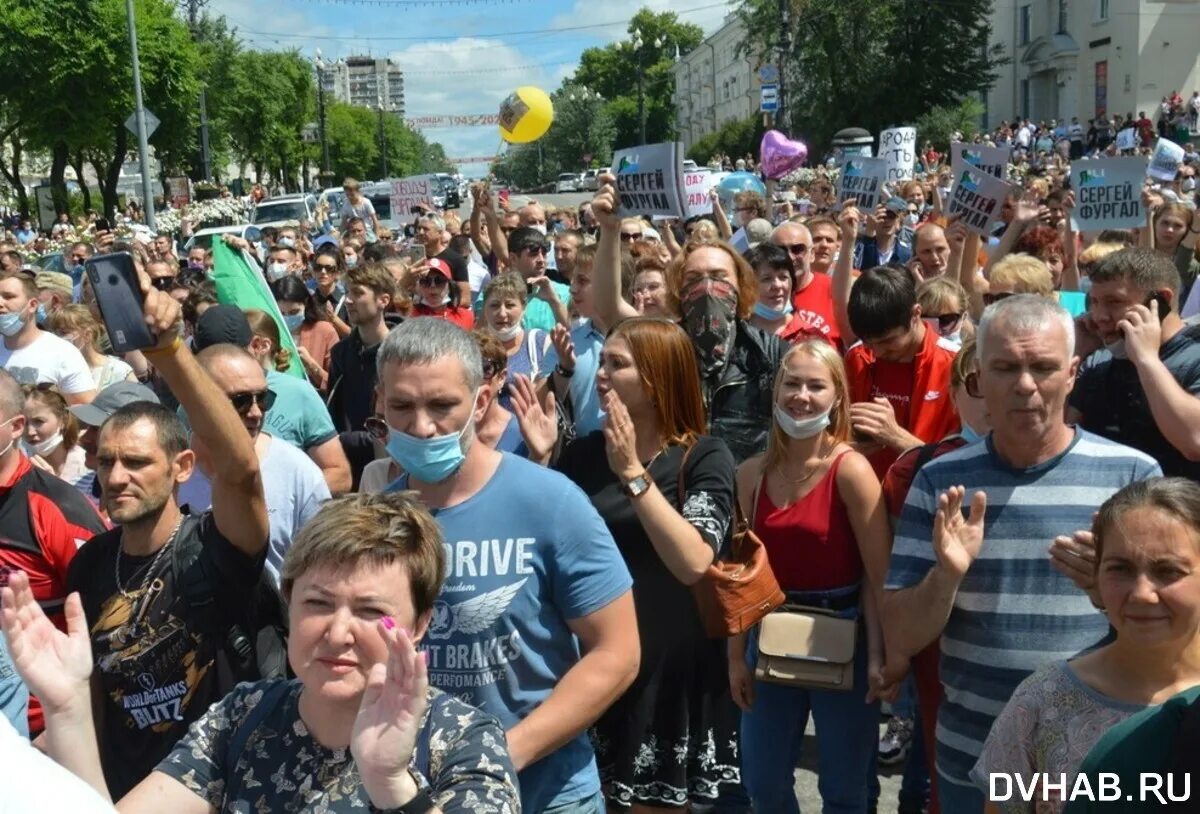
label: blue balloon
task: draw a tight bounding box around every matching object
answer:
[715,172,767,214]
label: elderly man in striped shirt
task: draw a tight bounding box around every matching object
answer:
[882,295,1161,813]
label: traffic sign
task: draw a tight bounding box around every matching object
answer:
[758,64,779,84]
[760,84,779,113]
[125,109,160,138]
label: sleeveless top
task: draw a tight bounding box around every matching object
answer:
[754,451,862,591]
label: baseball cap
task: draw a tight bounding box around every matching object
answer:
[746,218,774,249]
[884,197,908,216]
[422,258,453,281]
[69,381,161,428]
[312,235,339,251]
[33,270,73,293]
[193,304,253,352]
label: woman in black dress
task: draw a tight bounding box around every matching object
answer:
[554,317,741,811]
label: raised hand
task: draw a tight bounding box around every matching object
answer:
[508,373,558,464]
[593,174,622,231]
[1050,526,1100,605]
[550,324,576,373]
[0,571,92,714]
[602,391,642,481]
[932,486,987,578]
[838,199,861,240]
[352,620,429,810]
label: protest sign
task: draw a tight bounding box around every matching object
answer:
[946,164,1012,236]
[611,142,686,218]
[1115,128,1138,152]
[951,142,1009,179]
[683,169,713,216]
[166,177,191,209]
[1070,156,1146,231]
[836,156,889,210]
[879,127,917,182]
[1148,138,1185,182]
[390,175,437,216]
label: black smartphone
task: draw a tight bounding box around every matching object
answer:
[1145,291,1171,317]
[94,217,111,232]
[85,252,156,353]
[527,282,538,298]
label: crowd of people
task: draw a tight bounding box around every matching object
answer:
[0,111,1197,814]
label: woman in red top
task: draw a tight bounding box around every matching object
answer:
[729,339,894,814]
[410,258,474,330]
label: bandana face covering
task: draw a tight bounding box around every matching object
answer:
[680,277,738,377]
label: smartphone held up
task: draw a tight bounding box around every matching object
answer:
[84,252,157,353]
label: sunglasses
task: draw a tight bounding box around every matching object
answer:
[313,263,338,274]
[482,359,505,379]
[982,291,1016,307]
[964,371,983,399]
[520,245,549,256]
[418,274,449,288]
[229,389,276,414]
[364,416,388,442]
[929,312,964,331]
[619,233,640,242]
[782,242,808,256]
[151,276,177,292]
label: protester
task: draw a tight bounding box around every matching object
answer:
[180,343,329,586]
[0,270,97,404]
[883,295,1161,812]
[311,246,352,338]
[730,339,893,814]
[479,272,554,407]
[631,262,672,318]
[771,221,842,346]
[378,317,639,812]
[410,258,475,329]
[415,212,470,301]
[916,277,972,350]
[480,226,570,332]
[0,492,522,811]
[745,243,825,343]
[553,317,740,810]
[271,275,337,391]
[1142,198,1200,298]
[857,198,913,269]
[338,177,381,238]
[22,383,92,493]
[1069,248,1200,479]
[47,306,141,389]
[975,477,1200,812]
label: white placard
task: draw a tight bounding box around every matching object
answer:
[879,127,917,182]
[390,175,437,216]
[611,142,687,219]
[1148,138,1185,182]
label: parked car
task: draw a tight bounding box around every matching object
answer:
[251,194,318,228]
[580,169,600,191]
[555,173,580,193]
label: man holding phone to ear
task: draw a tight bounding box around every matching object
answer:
[1068,247,1200,479]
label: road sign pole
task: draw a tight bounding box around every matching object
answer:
[125,0,156,230]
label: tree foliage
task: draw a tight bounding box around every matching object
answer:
[914,98,987,152]
[571,9,703,150]
[685,115,766,164]
[324,102,453,181]
[737,0,1007,154]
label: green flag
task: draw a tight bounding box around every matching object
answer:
[210,239,305,379]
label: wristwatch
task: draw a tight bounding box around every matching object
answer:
[368,770,435,814]
[622,469,655,498]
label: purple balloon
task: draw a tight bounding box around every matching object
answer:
[760,130,809,180]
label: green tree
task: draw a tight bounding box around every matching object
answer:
[223,49,315,191]
[686,115,765,164]
[572,8,703,149]
[914,98,987,152]
[190,13,242,181]
[737,0,1006,154]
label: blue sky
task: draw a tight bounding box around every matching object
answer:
[208,0,735,175]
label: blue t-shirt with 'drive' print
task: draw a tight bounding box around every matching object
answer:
[388,453,632,813]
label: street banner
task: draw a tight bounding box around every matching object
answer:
[684,169,713,216]
[946,164,1012,236]
[1148,138,1185,182]
[879,127,917,182]
[390,175,437,216]
[835,156,889,210]
[951,142,1009,179]
[1070,156,1146,231]
[611,142,686,219]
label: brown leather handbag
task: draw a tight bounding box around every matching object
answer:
[678,445,786,638]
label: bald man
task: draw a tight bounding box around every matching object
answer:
[912,224,951,278]
[772,220,841,347]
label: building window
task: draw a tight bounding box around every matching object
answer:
[1057,0,1068,33]
[1019,4,1032,44]
[1096,0,1109,21]
[1020,78,1031,117]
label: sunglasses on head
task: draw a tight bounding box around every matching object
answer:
[151,276,177,292]
[482,359,505,379]
[982,291,1016,307]
[229,389,276,414]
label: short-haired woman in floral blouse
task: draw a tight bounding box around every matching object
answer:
[0,493,520,814]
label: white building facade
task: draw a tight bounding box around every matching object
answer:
[672,15,760,152]
[985,0,1199,127]
[320,56,406,116]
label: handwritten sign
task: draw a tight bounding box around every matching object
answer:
[946,164,1012,236]
[951,142,1009,179]
[880,127,917,182]
[611,142,686,219]
[390,175,437,216]
[684,170,713,216]
[1115,128,1138,152]
[1148,138,1185,182]
[836,156,889,210]
[1070,156,1147,231]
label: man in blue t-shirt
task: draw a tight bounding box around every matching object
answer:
[882,296,1160,813]
[379,316,638,814]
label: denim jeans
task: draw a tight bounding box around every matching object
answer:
[0,633,28,739]
[739,587,880,814]
[937,773,984,814]
[898,706,930,811]
[545,789,605,814]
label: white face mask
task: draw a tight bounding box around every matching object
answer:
[773,404,832,439]
[493,323,521,342]
[23,431,62,458]
[531,224,547,236]
[267,262,289,282]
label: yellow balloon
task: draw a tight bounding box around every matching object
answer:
[498,86,554,144]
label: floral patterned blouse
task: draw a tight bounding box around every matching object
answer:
[157,679,520,813]
[971,660,1147,813]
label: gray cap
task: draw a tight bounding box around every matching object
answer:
[746,218,774,248]
[69,381,161,428]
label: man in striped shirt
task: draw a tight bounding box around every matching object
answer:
[882,295,1161,812]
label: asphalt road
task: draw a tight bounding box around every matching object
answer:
[448,190,595,217]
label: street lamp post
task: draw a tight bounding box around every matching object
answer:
[313,50,334,185]
[377,93,388,179]
[631,31,663,146]
[125,0,156,230]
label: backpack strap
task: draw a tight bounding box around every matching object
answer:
[222,681,294,801]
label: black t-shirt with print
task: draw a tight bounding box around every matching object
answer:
[67,512,264,799]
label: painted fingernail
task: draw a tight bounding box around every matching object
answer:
[381,616,395,631]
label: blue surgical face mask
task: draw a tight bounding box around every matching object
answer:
[385,391,479,483]
[753,300,793,321]
[35,302,47,325]
[959,424,984,444]
[344,256,359,270]
[282,313,305,332]
[0,312,24,338]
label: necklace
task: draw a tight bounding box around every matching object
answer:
[774,441,833,485]
[115,516,184,600]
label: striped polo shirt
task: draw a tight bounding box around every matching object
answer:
[885,429,1160,788]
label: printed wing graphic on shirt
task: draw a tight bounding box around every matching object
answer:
[427,578,528,641]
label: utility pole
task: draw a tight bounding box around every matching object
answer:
[777,0,789,132]
[126,0,156,230]
[314,52,333,185]
[182,0,212,181]
[378,96,388,179]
